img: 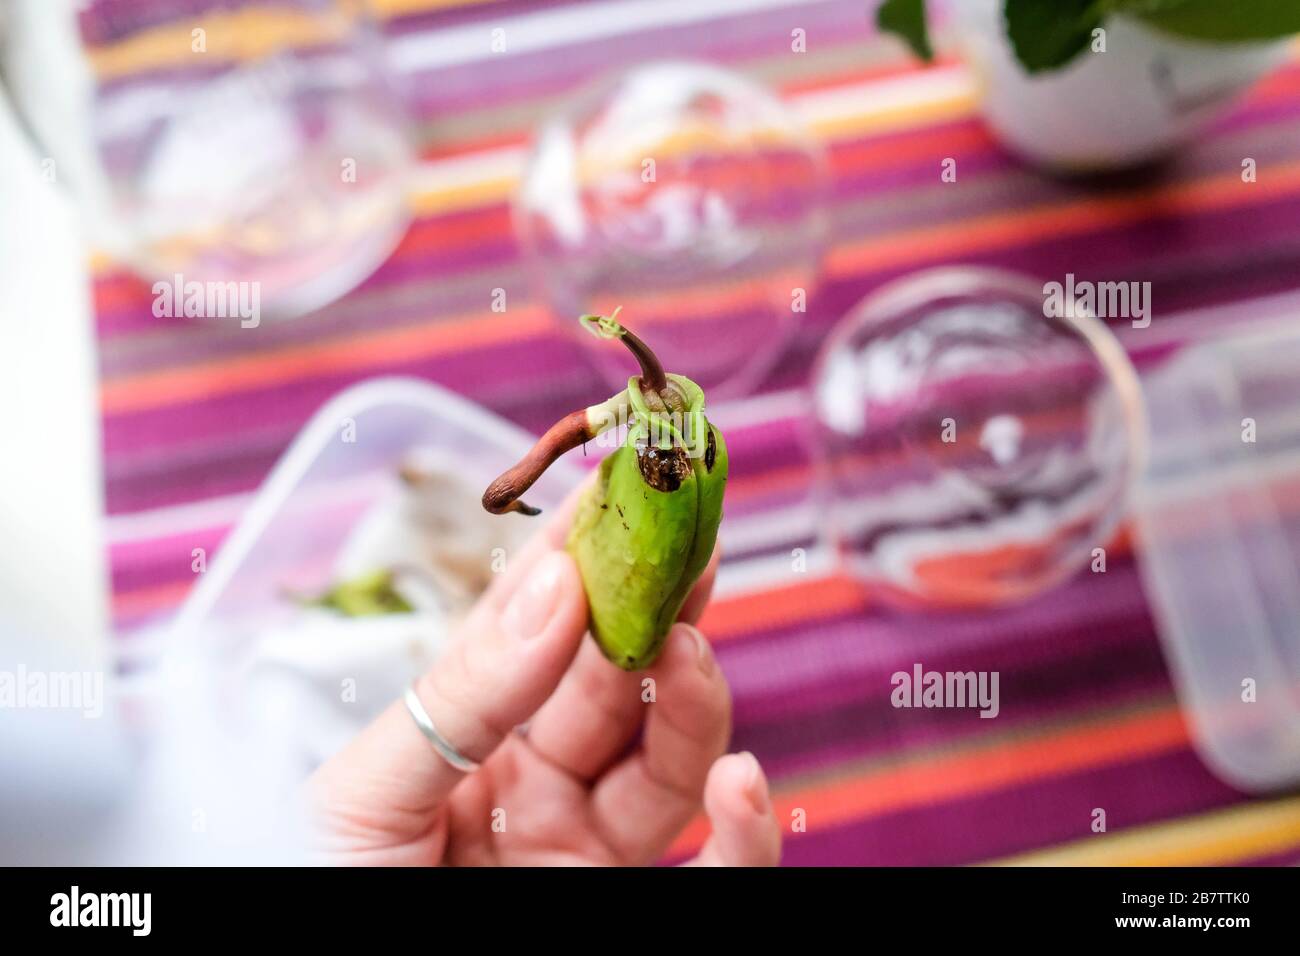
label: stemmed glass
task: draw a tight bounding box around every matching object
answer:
[516,61,830,398]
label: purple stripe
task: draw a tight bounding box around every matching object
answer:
[718,557,1153,687]
[729,634,1172,782]
[398,1,871,118]
[100,333,583,455]
[832,102,1300,211]
[87,2,869,110]
[91,151,1300,368]
[760,747,1247,866]
[94,214,515,339]
[110,525,232,594]
[97,260,1295,515]
[723,562,1157,710]
[89,95,1300,339]
[96,176,1300,408]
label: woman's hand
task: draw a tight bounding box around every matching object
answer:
[307,482,781,866]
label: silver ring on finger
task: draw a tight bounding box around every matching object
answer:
[403,679,481,773]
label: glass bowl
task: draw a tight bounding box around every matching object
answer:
[809,267,1146,607]
[516,60,829,397]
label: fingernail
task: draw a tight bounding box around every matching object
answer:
[503,551,568,640]
[679,623,713,675]
[741,751,769,814]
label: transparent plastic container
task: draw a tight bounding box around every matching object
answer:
[171,377,579,639]
[107,379,579,862]
[1137,325,1300,791]
[162,374,580,757]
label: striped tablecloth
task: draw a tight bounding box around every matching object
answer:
[87,0,1300,865]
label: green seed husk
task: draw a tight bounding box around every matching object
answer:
[482,312,727,669]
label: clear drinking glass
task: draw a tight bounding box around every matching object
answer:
[83,0,414,319]
[809,267,1146,607]
[517,61,830,398]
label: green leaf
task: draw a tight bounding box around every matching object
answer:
[302,569,414,617]
[1122,0,1300,42]
[1004,0,1106,73]
[876,0,933,61]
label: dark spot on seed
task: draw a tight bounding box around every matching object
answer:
[621,521,630,531]
[704,428,717,472]
[636,442,691,493]
[600,503,608,510]
[616,504,624,518]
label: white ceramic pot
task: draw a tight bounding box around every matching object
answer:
[954,0,1290,170]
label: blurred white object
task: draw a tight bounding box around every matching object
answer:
[122,51,414,320]
[0,633,129,864]
[7,0,414,320]
[1,1,103,202]
[0,1,123,864]
[954,0,1289,170]
[1138,326,1300,791]
[0,2,109,658]
[248,610,444,764]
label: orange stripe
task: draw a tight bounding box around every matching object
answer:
[111,580,192,619]
[402,125,995,259]
[369,0,502,18]
[94,104,1294,308]
[700,574,868,641]
[109,524,1137,627]
[92,141,824,308]
[415,55,1299,170]
[668,702,1190,859]
[414,113,991,172]
[827,120,994,175]
[99,307,549,415]
[419,131,530,161]
[409,58,969,164]
[1246,59,1300,101]
[777,56,964,97]
[99,157,1300,415]
[827,159,1300,278]
[387,206,515,258]
[92,61,1300,296]
[94,275,153,315]
[700,527,1133,642]
[727,398,1091,507]
[94,207,515,315]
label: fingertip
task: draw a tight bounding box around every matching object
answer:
[529,549,589,652]
[740,751,771,816]
[706,751,768,816]
[700,752,782,867]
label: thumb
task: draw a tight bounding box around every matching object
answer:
[685,753,783,867]
[311,549,588,833]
